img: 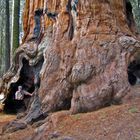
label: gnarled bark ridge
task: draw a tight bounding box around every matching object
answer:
[1,0,140,133]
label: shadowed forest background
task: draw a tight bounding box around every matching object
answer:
[0,0,24,76]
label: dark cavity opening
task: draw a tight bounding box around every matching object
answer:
[128,60,140,86]
[33,9,43,39]
[4,58,35,114]
[125,0,135,30]
[66,0,74,41]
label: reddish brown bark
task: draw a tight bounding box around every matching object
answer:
[0,0,140,133]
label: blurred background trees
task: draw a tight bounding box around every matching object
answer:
[5,0,10,72]
[0,0,6,75]
[131,0,140,32]
[0,0,25,76]
[11,0,20,54]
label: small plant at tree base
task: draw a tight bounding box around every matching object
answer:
[128,106,139,113]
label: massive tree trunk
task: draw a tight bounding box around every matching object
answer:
[1,0,140,133]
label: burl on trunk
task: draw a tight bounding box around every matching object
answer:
[0,0,140,124]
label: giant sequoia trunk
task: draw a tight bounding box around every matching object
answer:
[0,0,140,131]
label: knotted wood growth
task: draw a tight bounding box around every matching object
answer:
[1,0,140,134]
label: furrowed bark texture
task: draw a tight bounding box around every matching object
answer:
[1,0,140,130]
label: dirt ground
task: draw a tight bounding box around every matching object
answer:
[46,98,140,140]
[0,86,139,140]
[0,114,34,140]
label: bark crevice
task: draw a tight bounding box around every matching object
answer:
[1,0,140,135]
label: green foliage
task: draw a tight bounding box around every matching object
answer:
[128,106,139,113]
[72,114,81,120]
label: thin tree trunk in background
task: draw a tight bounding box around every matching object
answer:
[0,23,3,76]
[5,0,11,72]
[0,0,6,76]
[11,0,20,54]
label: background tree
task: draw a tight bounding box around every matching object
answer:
[131,0,140,32]
[5,0,11,72]
[0,0,6,76]
[0,0,24,76]
[11,0,20,54]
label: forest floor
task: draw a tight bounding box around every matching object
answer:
[0,113,34,140]
[0,86,139,140]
